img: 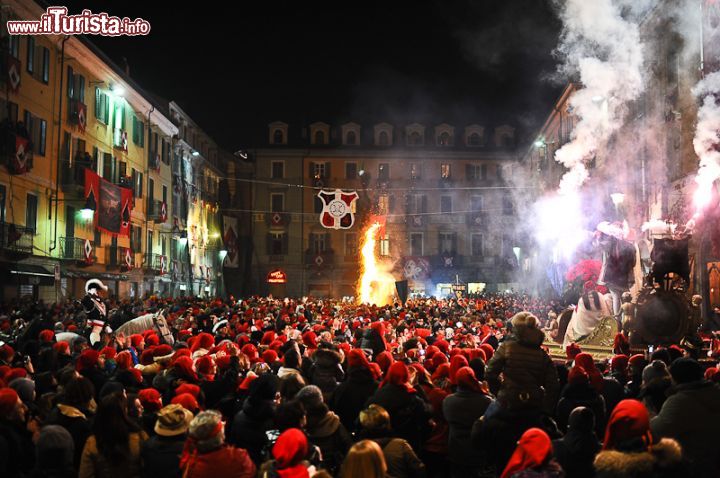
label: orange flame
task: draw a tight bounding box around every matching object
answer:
[357,222,396,305]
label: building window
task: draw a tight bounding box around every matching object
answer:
[471,234,483,256]
[272,129,284,144]
[410,233,423,256]
[441,164,451,179]
[468,132,482,146]
[378,163,389,180]
[26,194,37,232]
[438,131,451,146]
[132,169,143,198]
[503,194,514,215]
[270,193,284,212]
[345,131,357,145]
[131,225,142,252]
[378,131,389,146]
[132,116,145,146]
[408,194,427,214]
[310,233,327,254]
[9,35,19,59]
[0,184,5,223]
[410,163,421,180]
[314,130,325,145]
[95,87,110,124]
[439,232,456,254]
[377,194,390,215]
[41,47,50,84]
[345,232,358,256]
[313,162,327,179]
[440,196,452,213]
[345,162,357,179]
[471,195,484,212]
[269,232,286,255]
[467,164,486,180]
[379,235,390,256]
[26,37,34,73]
[23,111,47,156]
[271,161,285,179]
[408,131,422,146]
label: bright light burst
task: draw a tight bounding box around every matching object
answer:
[357,223,396,306]
[534,191,588,262]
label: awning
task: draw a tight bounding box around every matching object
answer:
[1,262,55,286]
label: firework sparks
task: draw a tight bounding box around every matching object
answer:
[357,222,396,306]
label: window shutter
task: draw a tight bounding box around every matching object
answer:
[119,161,127,178]
[308,162,315,179]
[266,233,273,255]
[282,233,289,254]
[324,162,331,179]
[67,66,74,99]
[95,88,100,118]
[466,164,472,180]
[132,116,138,143]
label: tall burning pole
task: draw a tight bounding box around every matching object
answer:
[357,222,396,306]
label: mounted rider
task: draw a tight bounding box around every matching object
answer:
[82,278,112,348]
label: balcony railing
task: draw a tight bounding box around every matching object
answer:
[147,200,167,223]
[143,253,168,274]
[0,126,34,175]
[60,237,94,262]
[61,160,89,194]
[0,222,33,255]
[266,212,290,227]
[466,212,487,228]
[305,250,335,268]
[106,246,136,269]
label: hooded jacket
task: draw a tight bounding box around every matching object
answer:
[308,348,344,399]
[594,438,683,478]
[329,366,378,432]
[485,325,559,414]
[650,380,720,476]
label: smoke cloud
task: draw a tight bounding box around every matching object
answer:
[691,71,720,209]
[552,0,645,194]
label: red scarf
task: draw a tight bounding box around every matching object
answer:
[603,399,652,450]
[501,428,552,478]
[380,362,416,393]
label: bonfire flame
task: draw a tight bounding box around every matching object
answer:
[357,222,396,306]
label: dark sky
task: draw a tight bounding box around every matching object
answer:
[61,1,563,150]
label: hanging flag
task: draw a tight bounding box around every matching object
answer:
[317,189,359,229]
[159,201,167,223]
[160,255,167,274]
[77,102,87,133]
[84,239,93,264]
[6,54,20,93]
[223,215,239,268]
[10,135,30,174]
[85,168,132,236]
[124,247,133,269]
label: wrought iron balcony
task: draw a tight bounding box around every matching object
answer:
[59,237,94,262]
[0,222,33,255]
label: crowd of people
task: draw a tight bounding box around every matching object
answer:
[1,291,719,478]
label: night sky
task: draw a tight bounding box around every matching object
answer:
[61,1,563,151]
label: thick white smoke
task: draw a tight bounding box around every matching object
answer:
[553,0,645,194]
[692,71,720,210]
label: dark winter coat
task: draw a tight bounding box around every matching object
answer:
[0,417,35,477]
[601,376,624,415]
[651,380,720,477]
[485,326,559,414]
[229,398,276,465]
[360,327,386,359]
[200,356,240,409]
[593,438,683,478]
[472,407,561,475]
[45,404,92,469]
[309,348,344,399]
[367,435,426,478]
[329,366,378,432]
[304,404,353,475]
[365,383,433,452]
[552,429,601,478]
[140,434,185,478]
[555,382,606,437]
[442,388,492,467]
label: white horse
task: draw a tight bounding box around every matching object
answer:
[115,309,175,346]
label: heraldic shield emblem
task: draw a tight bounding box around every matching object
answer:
[317,189,359,229]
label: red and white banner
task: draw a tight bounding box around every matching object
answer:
[124,248,133,269]
[223,215,239,268]
[77,102,87,133]
[85,168,133,236]
[84,238,93,264]
[6,55,20,93]
[317,189,358,229]
[11,136,30,174]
